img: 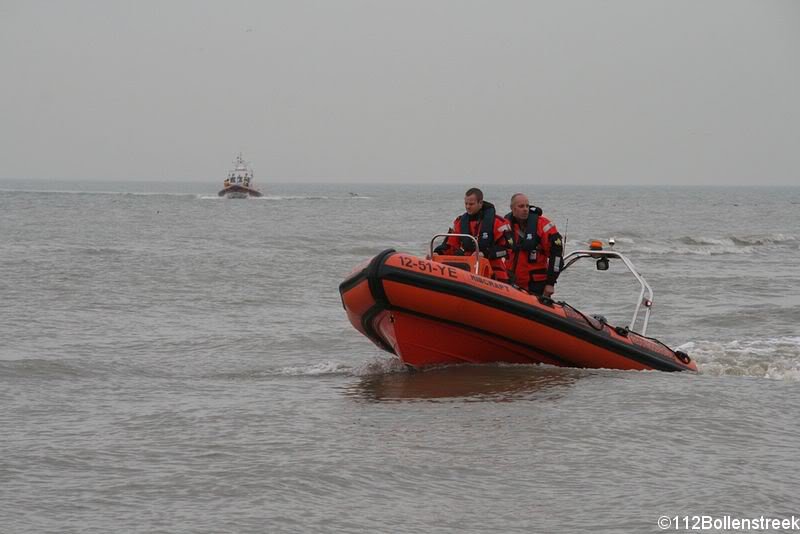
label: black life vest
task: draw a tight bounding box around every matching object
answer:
[458,202,497,254]
[506,206,542,254]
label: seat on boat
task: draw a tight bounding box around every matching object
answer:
[431,253,493,278]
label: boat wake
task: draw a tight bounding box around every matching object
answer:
[273,357,406,377]
[198,195,372,201]
[272,337,800,382]
[679,336,800,381]
[7,343,800,383]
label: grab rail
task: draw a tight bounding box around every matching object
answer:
[561,249,654,335]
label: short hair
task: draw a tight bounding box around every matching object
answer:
[510,192,526,206]
[465,188,483,202]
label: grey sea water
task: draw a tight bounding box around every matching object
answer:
[2,181,799,533]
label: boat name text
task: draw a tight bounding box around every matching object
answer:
[398,256,459,279]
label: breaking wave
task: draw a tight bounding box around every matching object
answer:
[678,234,796,247]
[680,337,800,381]
[630,234,796,256]
[571,234,798,256]
[636,245,757,256]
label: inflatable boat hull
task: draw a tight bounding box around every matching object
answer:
[339,249,696,372]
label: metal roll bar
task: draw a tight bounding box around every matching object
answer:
[429,234,482,274]
[561,248,654,335]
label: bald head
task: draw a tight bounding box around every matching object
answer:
[510,193,530,221]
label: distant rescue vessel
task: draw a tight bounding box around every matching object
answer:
[218,153,262,198]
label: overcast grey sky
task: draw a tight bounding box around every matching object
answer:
[1,1,798,184]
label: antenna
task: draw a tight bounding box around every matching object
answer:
[563,218,569,248]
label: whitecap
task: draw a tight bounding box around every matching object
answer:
[679,337,800,381]
[351,356,408,376]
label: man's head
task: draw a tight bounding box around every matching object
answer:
[464,188,484,215]
[510,193,530,221]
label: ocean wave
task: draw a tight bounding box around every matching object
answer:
[197,194,318,201]
[678,234,796,247]
[201,357,405,381]
[678,236,735,246]
[262,195,330,200]
[275,361,354,376]
[636,245,757,256]
[0,358,97,379]
[260,195,372,201]
[567,234,794,256]
[274,357,406,377]
[729,234,797,246]
[613,233,798,256]
[352,356,408,376]
[679,337,800,381]
[199,195,372,201]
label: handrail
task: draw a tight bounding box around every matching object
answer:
[561,249,654,335]
[429,233,482,274]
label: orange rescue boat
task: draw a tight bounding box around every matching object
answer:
[339,235,696,372]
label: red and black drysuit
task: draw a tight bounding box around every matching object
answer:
[434,201,511,282]
[505,206,564,295]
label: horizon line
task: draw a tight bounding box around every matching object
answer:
[1,177,797,188]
